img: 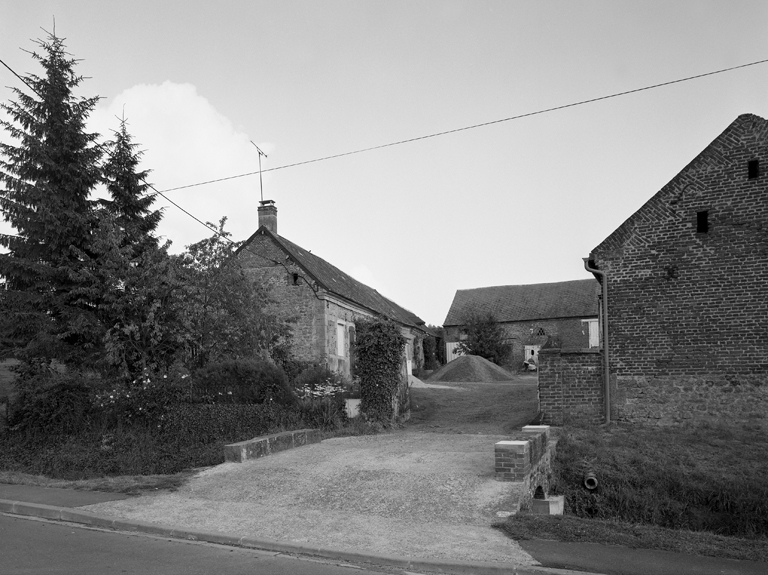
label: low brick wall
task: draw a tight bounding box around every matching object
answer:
[223,429,321,463]
[538,348,604,426]
[495,425,556,510]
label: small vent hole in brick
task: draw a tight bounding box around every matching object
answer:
[537,328,546,336]
[697,210,709,233]
[748,159,760,179]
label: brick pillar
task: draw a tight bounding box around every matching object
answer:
[494,440,531,482]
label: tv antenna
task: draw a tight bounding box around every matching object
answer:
[250,141,268,202]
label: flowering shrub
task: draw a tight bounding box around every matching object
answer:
[292,365,348,430]
[93,369,187,427]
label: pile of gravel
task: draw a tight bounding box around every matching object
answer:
[427,355,513,383]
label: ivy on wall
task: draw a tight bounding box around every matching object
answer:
[354,317,406,424]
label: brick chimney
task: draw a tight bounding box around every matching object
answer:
[258,199,277,234]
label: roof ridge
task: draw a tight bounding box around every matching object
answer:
[251,229,425,329]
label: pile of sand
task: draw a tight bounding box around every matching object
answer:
[427,355,513,383]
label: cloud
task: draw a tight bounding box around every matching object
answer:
[89,81,273,251]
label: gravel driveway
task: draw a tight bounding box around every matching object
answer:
[83,430,537,566]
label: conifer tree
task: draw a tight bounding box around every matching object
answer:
[101,118,162,256]
[0,31,102,360]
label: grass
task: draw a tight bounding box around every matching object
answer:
[408,378,539,435]
[497,421,768,562]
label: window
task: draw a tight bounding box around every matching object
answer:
[748,159,760,180]
[336,323,346,357]
[696,210,709,234]
[582,319,599,348]
[536,327,546,336]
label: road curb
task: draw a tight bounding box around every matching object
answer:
[0,498,600,575]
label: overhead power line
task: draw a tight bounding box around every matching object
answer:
[156,57,768,194]
[2,52,768,276]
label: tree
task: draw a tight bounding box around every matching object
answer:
[0,31,103,362]
[179,218,292,369]
[455,310,510,366]
[98,230,189,377]
[101,117,162,257]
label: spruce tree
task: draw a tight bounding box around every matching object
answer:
[101,118,162,256]
[0,31,102,361]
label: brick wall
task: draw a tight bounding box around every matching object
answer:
[444,317,595,369]
[538,348,604,425]
[591,114,768,425]
[495,426,556,510]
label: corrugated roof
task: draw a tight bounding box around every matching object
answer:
[443,279,599,326]
[248,229,425,330]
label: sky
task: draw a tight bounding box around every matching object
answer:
[2,1,768,326]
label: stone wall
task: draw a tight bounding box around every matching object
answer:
[614,374,768,425]
[224,429,321,462]
[590,114,768,425]
[237,232,325,363]
[538,348,604,426]
[236,231,420,379]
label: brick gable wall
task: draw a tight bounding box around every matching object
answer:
[591,114,768,424]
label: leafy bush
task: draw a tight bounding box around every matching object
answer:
[0,402,303,478]
[8,369,95,434]
[354,318,406,424]
[189,358,296,407]
[423,335,440,370]
[163,403,301,442]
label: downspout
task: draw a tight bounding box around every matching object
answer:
[583,258,611,425]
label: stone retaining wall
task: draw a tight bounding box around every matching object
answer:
[224,429,321,463]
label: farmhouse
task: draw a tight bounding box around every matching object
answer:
[236,201,427,376]
[443,280,599,369]
[540,113,768,425]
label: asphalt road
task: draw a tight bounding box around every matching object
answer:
[0,514,391,575]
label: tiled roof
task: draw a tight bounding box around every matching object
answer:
[443,279,599,326]
[259,229,425,330]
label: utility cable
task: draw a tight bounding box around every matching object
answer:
[157,57,768,194]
